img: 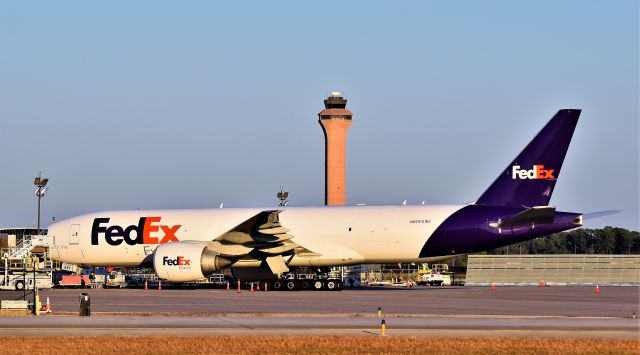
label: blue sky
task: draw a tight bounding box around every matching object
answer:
[0,1,638,230]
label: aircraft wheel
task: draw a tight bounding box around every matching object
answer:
[326,280,339,291]
[285,280,300,291]
[300,280,311,290]
[312,280,325,291]
[15,280,24,291]
[271,280,285,291]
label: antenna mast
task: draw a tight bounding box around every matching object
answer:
[277,187,289,207]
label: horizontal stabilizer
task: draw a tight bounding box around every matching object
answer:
[494,206,556,228]
[583,210,621,220]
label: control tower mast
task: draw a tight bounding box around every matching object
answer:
[318,92,353,206]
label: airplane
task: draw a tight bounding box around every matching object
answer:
[46,109,586,290]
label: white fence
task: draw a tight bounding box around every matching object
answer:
[464,255,640,286]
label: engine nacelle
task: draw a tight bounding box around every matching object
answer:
[153,242,231,282]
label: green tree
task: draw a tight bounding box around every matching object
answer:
[484,227,639,255]
[613,227,634,254]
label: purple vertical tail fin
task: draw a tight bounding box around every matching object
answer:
[476,109,581,208]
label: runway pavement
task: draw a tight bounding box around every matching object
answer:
[1,287,638,338]
[1,314,638,338]
[2,286,637,317]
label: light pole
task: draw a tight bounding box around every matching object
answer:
[34,174,49,236]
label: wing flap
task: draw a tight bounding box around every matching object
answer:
[257,226,290,235]
[207,241,253,257]
[217,231,254,244]
[265,255,289,273]
[259,242,299,255]
[253,233,294,243]
[209,210,319,274]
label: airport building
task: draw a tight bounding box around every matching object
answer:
[318,92,353,206]
[0,228,46,245]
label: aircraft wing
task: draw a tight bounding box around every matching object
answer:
[206,210,316,274]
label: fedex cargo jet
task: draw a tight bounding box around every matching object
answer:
[47,109,584,290]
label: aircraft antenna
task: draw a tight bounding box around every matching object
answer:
[277,187,289,207]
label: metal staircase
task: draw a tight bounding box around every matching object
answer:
[2,235,45,260]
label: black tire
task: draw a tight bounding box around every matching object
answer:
[326,280,339,291]
[271,280,285,291]
[312,280,325,291]
[285,279,300,291]
[300,280,311,290]
[15,280,24,291]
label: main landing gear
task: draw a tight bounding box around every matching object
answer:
[264,273,343,291]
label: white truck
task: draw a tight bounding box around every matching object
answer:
[0,272,53,290]
[415,263,452,286]
[416,272,451,286]
[104,271,127,288]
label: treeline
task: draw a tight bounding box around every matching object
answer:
[488,227,640,255]
[445,227,639,271]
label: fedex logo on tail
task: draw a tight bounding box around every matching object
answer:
[512,165,555,180]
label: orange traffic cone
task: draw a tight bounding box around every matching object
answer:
[491,283,497,291]
[256,283,260,291]
[250,283,254,293]
[264,282,268,292]
[144,280,148,291]
[226,281,230,291]
[595,284,600,294]
[237,280,241,293]
[40,297,51,313]
[158,280,162,291]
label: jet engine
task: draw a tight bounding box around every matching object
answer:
[153,242,231,282]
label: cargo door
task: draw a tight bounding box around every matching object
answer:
[69,224,80,245]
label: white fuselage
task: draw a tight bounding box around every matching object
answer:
[47,205,464,267]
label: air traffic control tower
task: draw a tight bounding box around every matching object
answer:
[318,92,353,205]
